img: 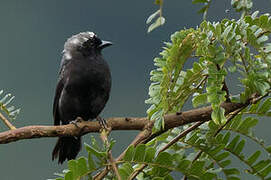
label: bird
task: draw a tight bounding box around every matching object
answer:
[52,32,112,164]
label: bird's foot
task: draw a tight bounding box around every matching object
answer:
[97,116,109,131]
[69,117,84,128]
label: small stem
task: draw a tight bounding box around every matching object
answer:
[128,121,204,179]
[214,107,246,137]
[239,52,249,74]
[195,76,208,89]
[100,128,121,180]
[128,164,147,180]
[182,150,203,180]
[0,111,16,130]
[158,121,204,153]
[108,151,121,180]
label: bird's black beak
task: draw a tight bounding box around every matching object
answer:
[99,40,113,49]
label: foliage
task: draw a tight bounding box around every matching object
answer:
[146,0,165,33]
[51,0,271,179]
[0,90,20,121]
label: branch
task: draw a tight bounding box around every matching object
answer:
[0,102,244,144]
[0,111,16,130]
[93,102,245,179]
[128,121,204,179]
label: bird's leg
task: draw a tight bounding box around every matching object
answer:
[69,117,84,128]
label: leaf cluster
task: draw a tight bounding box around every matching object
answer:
[52,1,271,179]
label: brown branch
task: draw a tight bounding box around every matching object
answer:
[93,102,245,179]
[0,101,247,179]
[0,102,244,144]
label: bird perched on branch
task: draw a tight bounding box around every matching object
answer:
[52,32,112,164]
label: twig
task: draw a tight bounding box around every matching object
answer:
[128,164,147,180]
[128,121,204,179]
[216,64,230,102]
[0,111,16,130]
[136,93,248,179]
[100,128,121,180]
[239,52,249,74]
[195,75,208,89]
[94,124,153,180]
[214,107,246,136]
[158,121,204,153]
[182,108,244,180]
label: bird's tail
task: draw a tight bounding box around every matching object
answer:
[52,136,81,164]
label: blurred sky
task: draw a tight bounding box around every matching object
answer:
[0,1,271,179]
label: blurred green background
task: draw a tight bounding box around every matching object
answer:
[1,1,271,179]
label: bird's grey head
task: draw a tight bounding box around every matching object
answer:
[63,31,112,59]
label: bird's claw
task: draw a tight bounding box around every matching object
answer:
[97,116,109,130]
[69,117,83,128]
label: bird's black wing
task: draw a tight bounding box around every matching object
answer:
[53,78,64,125]
[53,58,69,125]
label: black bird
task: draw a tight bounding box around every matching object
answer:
[52,32,112,164]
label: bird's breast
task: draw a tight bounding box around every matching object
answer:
[64,59,111,95]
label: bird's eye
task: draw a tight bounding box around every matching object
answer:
[82,36,101,49]
[92,36,102,46]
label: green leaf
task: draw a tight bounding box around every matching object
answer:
[202,172,217,180]
[155,152,173,166]
[215,152,230,161]
[251,11,259,19]
[220,160,231,167]
[176,160,191,171]
[88,153,96,170]
[0,90,20,119]
[247,151,261,165]
[226,135,240,150]
[84,144,106,160]
[227,177,240,180]
[133,144,146,162]
[192,0,208,4]
[146,9,160,24]
[266,145,271,153]
[144,147,156,163]
[211,107,226,124]
[123,146,135,161]
[190,161,205,176]
[77,157,88,176]
[249,100,261,112]
[192,93,208,107]
[148,16,166,33]
[222,132,231,145]
[234,140,245,155]
[258,98,271,114]
[68,160,77,179]
[224,168,240,176]
[64,171,73,180]
[209,145,225,156]
[260,165,271,177]
[252,160,271,172]
[119,163,133,179]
